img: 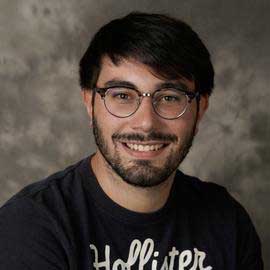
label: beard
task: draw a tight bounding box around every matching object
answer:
[92,115,196,188]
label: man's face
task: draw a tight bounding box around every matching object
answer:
[83,56,208,188]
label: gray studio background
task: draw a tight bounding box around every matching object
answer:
[1,0,269,267]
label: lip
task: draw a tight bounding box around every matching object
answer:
[119,141,169,159]
[119,140,169,145]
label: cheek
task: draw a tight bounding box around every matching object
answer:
[94,99,125,138]
[169,112,196,140]
[178,103,198,128]
[185,102,198,120]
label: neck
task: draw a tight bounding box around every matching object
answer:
[90,152,175,213]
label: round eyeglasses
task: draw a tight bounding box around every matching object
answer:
[93,85,200,120]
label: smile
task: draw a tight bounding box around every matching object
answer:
[125,143,164,152]
[119,141,169,159]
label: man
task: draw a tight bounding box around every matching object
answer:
[0,12,263,269]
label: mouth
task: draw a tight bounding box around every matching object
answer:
[118,141,170,158]
[124,142,167,151]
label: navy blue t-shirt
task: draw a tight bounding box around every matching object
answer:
[0,155,263,269]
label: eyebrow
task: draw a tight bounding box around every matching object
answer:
[104,80,137,89]
[156,81,189,90]
[103,79,189,91]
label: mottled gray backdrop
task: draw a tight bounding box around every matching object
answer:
[0,0,269,267]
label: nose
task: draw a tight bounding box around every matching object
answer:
[129,95,161,132]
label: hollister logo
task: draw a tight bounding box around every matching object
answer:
[90,238,212,269]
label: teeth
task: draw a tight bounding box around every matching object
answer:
[126,143,164,151]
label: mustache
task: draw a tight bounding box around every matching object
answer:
[112,131,178,143]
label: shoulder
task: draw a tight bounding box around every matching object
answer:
[175,170,263,268]
[174,169,251,219]
[2,156,89,209]
[175,169,231,202]
[0,156,92,230]
[0,157,91,268]
[0,187,76,269]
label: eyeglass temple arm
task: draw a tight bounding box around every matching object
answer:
[93,87,106,98]
[187,91,201,103]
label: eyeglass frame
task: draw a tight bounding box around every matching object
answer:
[93,85,201,120]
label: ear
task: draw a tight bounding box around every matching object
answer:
[81,89,93,118]
[194,94,209,135]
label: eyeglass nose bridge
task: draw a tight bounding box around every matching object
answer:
[136,92,154,105]
[137,92,156,108]
[133,92,160,118]
[142,93,151,97]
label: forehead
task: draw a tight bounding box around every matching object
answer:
[96,55,195,91]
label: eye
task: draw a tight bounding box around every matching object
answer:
[107,87,137,103]
[112,90,133,99]
[114,92,129,100]
[155,89,184,103]
[162,95,180,102]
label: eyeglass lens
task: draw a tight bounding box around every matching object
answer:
[104,87,188,119]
